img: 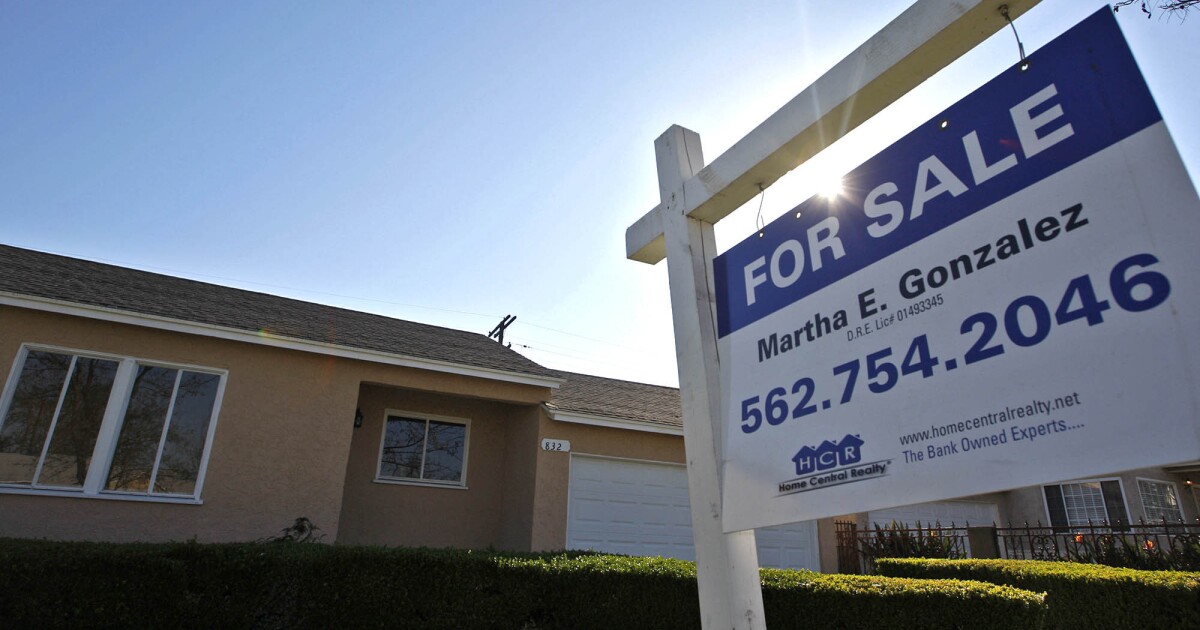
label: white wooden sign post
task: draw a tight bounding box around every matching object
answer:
[655,125,767,629]
[627,1,1039,627]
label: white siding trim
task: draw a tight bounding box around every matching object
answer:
[0,486,202,505]
[549,410,683,436]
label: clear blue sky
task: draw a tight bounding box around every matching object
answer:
[2,1,1196,386]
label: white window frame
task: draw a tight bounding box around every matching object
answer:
[0,344,226,504]
[1041,477,1131,529]
[374,409,470,490]
[1137,477,1185,524]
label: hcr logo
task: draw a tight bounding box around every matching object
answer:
[792,434,864,475]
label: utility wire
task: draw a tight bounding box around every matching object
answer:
[509,341,640,370]
[36,247,499,321]
[517,320,654,354]
[27,244,663,361]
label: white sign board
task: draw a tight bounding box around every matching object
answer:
[714,9,1200,533]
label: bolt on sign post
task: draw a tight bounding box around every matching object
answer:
[715,7,1200,535]
[627,1,1043,628]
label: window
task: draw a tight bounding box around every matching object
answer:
[0,346,224,501]
[377,412,468,486]
[1043,479,1130,529]
[1138,479,1184,523]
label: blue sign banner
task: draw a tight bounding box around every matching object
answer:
[714,8,1161,338]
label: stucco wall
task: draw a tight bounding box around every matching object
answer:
[0,305,553,545]
[497,405,542,551]
[0,306,361,543]
[816,518,840,573]
[335,383,542,549]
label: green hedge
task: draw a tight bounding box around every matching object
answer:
[760,569,1045,629]
[876,557,1200,630]
[0,539,1045,629]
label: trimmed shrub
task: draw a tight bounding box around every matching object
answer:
[497,554,702,629]
[0,540,190,629]
[761,569,1045,629]
[877,557,1200,630]
[0,539,1046,629]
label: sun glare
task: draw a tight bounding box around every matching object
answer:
[819,176,844,200]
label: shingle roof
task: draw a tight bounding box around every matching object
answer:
[549,371,681,430]
[0,244,558,381]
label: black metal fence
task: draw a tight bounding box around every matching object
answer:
[835,520,970,574]
[835,518,1200,574]
[996,519,1200,571]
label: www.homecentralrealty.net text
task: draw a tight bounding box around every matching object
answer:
[899,390,1082,447]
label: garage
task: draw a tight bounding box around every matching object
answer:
[565,455,819,571]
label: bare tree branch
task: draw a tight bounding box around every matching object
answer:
[1113,0,1199,20]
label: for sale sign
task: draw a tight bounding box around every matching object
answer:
[714,8,1200,533]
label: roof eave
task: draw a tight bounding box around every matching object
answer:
[0,293,564,390]
[547,408,683,436]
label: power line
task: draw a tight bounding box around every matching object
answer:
[516,320,653,353]
[29,244,668,365]
[509,342,638,370]
[28,246,501,320]
[510,335,662,360]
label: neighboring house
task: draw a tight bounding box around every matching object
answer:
[843,465,1200,549]
[1,244,1195,574]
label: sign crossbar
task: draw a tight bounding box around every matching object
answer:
[628,0,1041,265]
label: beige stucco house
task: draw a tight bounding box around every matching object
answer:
[0,244,828,569]
[1,244,1195,573]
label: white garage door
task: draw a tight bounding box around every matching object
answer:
[566,455,819,571]
[867,500,999,528]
